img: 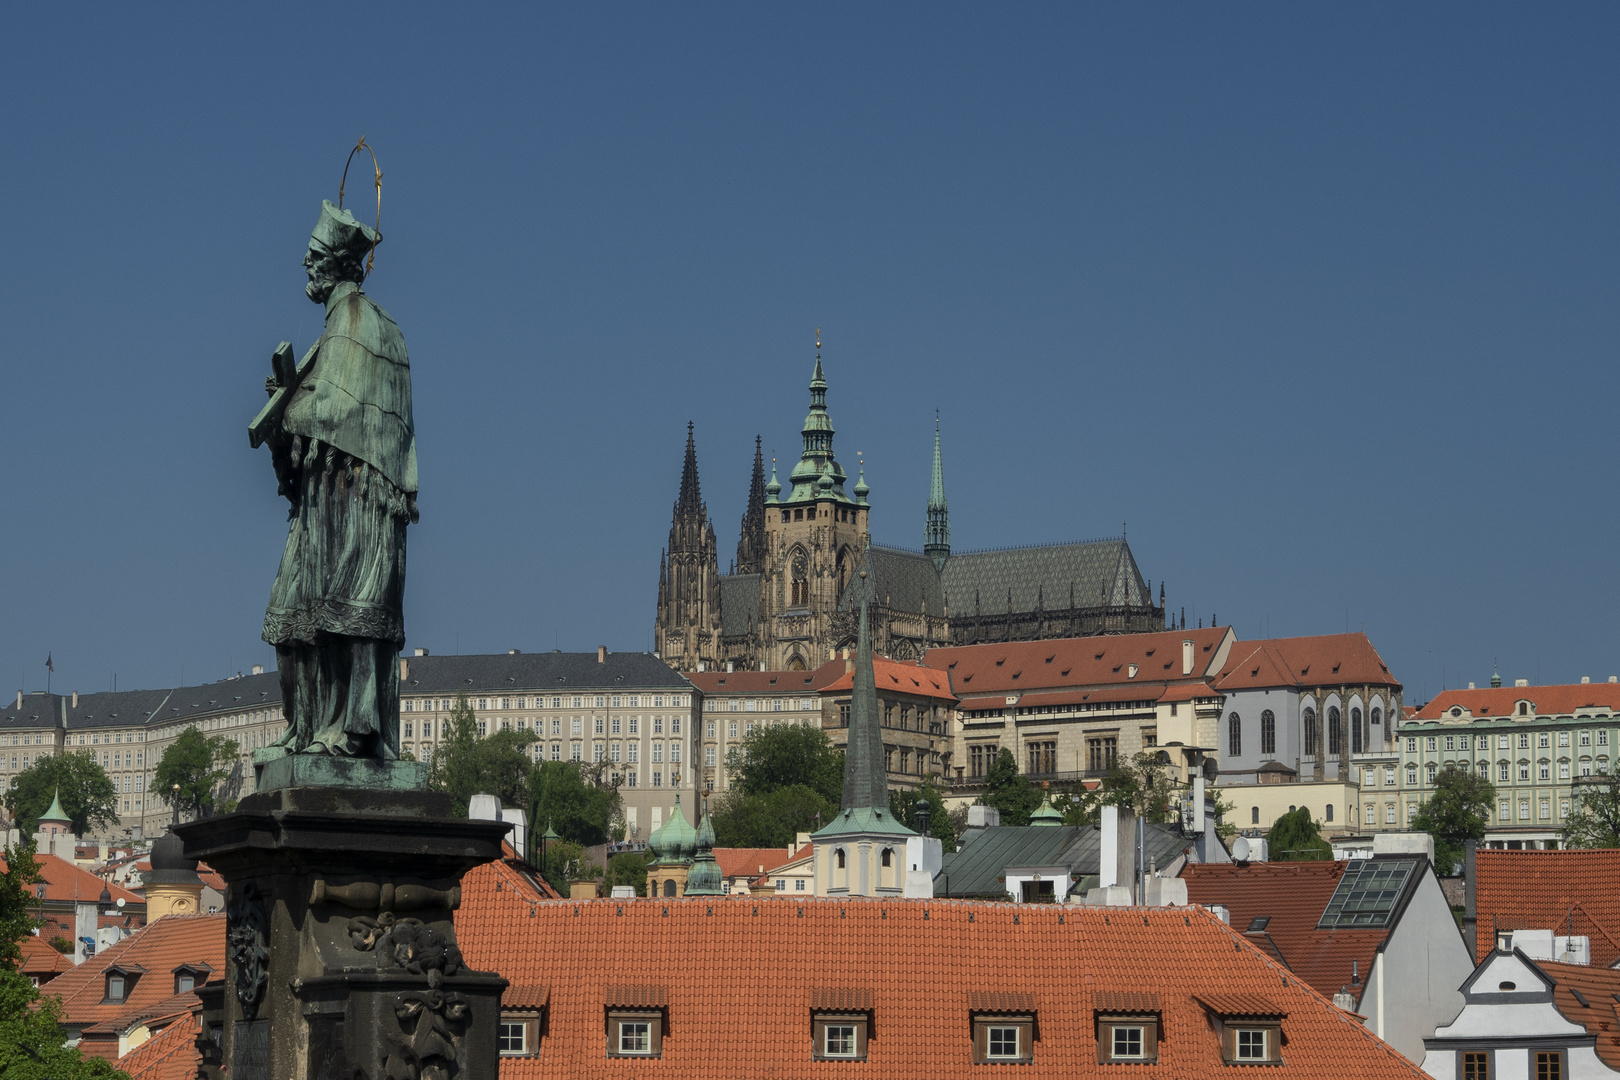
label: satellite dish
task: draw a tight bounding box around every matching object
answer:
[1234,836,1252,861]
[116,897,126,909]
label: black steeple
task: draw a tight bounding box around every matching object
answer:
[676,421,703,515]
[736,435,767,575]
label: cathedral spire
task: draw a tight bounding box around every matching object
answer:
[786,328,850,503]
[841,588,889,812]
[676,421,703,515]
[925,415,950,572]
[735,435,768,575]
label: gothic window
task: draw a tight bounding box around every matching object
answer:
[1303,708,1318,756]
[1228,713,1241,757]
[1260,710,1276,756]
[836,547,849,598]
[1327,707,1342,755]
[1371,707,1382,728]
[1351,708,1363,754]
[790,548,809,607]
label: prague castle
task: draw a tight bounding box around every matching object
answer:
[654,342,1167,672]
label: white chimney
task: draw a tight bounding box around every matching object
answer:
[1582,676,1591,684]
[1515,678,1529,687]
[1611,676,1618,684]
[1182,640,1194,676]
[1468,682,1475,690]
[597,646,607,664]
[1208,903,1230,924]
[251,664,265,675]
[71,692,78,708]
[399,658,409,680]
[726,661,734,673]
[414,648,428,657]
[14,691,20,709]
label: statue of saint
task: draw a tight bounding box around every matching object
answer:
[252,200,416,759]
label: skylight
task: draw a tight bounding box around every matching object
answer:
[1317,860,1417,928]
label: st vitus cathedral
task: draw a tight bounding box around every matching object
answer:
[654,340,1168,672]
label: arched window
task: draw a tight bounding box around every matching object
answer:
[1327,707,1342,756]
[1303,708,1318,756]
[836,849,847,869]
[881,849,892,867]
[1260,710,1276,756]
[1325,804,1334,822]
[1251,806,1260,824]
[836,547,850,598]
[1228,713,1242,757]
[663,879,676,897]
[1371,707,1382,727]
[1351,708,1363,754]
[790,548,809,607]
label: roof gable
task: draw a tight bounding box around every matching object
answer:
[1472,849,1620,966]
[1215,634,1399,692]
[925,626,1233,697]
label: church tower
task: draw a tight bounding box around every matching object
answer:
[924,418,950,572]
[759,334,870,670]
[734,436,767,575]
[654,423,722,670]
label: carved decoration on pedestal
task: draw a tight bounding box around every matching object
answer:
[348,912,472,1079]
[226,882,270,1021]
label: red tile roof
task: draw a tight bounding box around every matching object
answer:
[454,883,1426,1077]
[1195,993,1288,1018]
[0,852,145,907]
[1215,634,1400,692]
[1181,861,1401,1004]
[40,914,224,1030]
[925,627,1234,697]
[1538,960,1620,1071]
[115,1008,201,1080]
[459,853,563,904]
[18,933,74,978]
[822,658,957,701]
[1472,849,1620,965]
[712,847,803,880]
[1416,683,1620,720]
[685,661,846,695]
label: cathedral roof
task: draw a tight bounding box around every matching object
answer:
[716,574,761,638]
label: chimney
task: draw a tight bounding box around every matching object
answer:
[1611,676,1618,684]
[414,648,429,657]
[251,664,264,675]
[71,692,78,708]
[845,655,854,674]
[726,661,734,673]
[509,649,521,656]
[1515,678,1529,687]
[1182,640,1194,676]
[15,691,20,709]
[1582,676,1591,684]
[597,646,607,664]
[399,658,409,680]
[1468,682,1475,690]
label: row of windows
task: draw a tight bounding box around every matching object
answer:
[406,694,688,712]
[1299,706,1383,757]
[1408,730,1610,753]
[704,698,818,712]
[1406,759,1609,786]
[501,1008,1280,1066]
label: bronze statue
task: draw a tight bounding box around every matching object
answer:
[251,195,416,759]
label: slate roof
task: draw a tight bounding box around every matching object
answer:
[42,913,224,1031]
[1416,683,1620,721]
[1472,849,1620,965]
[926,626,1233,700]
[1215,635,1400,693]
[718,574,762,637]
[940,823,1194,899]
[398,651,692,695]
[840,546,946,614]
[451,885,1427,1078]
[115,1007,202,1080]
[0,673,283,734]
[1180,858,1431,1006]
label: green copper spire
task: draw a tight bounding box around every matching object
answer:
[1491,661,1502,689]
[841,593,889,812]
[786,329,852,504]
[1030,783,1062,826]
[39,787,70,828]
[684,805,724,895]
[925,416,949,572]
[765,457,781,503]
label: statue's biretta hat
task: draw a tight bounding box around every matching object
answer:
[310,199,381,258]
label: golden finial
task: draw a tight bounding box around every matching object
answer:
[815,327,821,352]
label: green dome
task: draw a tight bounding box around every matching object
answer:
[1030,792,1063,826]
[684,811,724,895]
[647,795,696,864]
[853,464,869,502]
[765,461,781,502]
[39,788,70,828]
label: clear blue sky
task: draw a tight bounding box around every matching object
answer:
[2,5,1616,705]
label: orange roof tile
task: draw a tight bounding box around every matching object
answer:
[18,933,73,976]
[0,852,145,907]
[1416,682,1620,720]
[1538,960,1620,1071]
[685,661,846,695]
[712,847,803,879]
[1215,634,1400,692]
[1472,849,1620,966]
[925,627,1234,697]
[41,914,224,1030]
[1195,993,1288,1017]
[116,1008,201,1080]
[454,880,1427,1077]
[822,658,957,701]
[459,852,563,903]
[1181,861,1402,1004]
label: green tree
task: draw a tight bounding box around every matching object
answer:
[1413,764,1495,874]
[731,723,844,804]
[980,748,1041,826]
[529,761,620,848]
[149,728,236,820]
[605,852,648,896]
[1099,752,1179,824]
[4,752,118,836]
[429,694,539,811]
[1266,807,1333,860]
[0,841,129,1079]
[711,785,833,848]
[533,838,586,896]
[1563,774,1620,849]
[890,778,958,852]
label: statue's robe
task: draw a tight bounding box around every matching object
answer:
[263,280,416,757]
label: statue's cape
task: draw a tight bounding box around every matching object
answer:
[281,280,418,493]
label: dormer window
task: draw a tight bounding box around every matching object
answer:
[969,991,1037,1064]
[102,963,145,1004]
[605,985,665,1058]
[172,963,212,994]
[1196,995,1286,1066]
[1095,992,1162,1064]
[499,985,548,1057]
[811,988,873,1061]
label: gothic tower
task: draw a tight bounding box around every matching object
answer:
[759,334,870,670]
[735,436,767,575]
[924,418,950,572]
[654,423,722,670]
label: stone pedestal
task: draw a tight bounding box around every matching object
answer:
[177,785,510,1080]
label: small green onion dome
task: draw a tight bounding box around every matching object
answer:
[647,794,697,863]
[853,465,869,501]
[1030,790,1063,826]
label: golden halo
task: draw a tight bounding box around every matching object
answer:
[338,135,383,278]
